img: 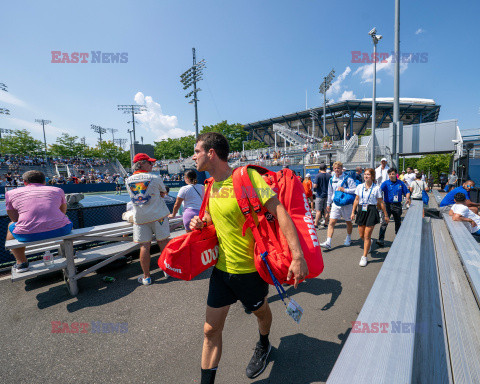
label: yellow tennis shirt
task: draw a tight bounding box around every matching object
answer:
[208,168,276,274]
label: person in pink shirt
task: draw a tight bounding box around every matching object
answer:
[5,170,72,273]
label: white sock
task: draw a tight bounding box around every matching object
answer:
[326,237,332,245]
[346,234,351,241]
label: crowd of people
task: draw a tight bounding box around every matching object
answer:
[5,131,476,383]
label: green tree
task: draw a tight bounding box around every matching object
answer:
[244,139,267,150]
[417,154,451,181]
[49,133,85,158]
[86,141,125,159]
[154,135,196,159]
[200,120,247,152]
[1,129,43,155]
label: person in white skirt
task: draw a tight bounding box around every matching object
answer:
[320,161,357,250]
[351,168,389,267]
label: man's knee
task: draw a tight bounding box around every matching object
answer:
[204,321,223,340]
[470,206,479,214]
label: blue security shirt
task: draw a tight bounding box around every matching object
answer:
[381,179,409,203]
[440,186,470,207]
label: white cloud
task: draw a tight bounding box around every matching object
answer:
[415,28,424,35]
[339,90,357,101]
[3,116,70,140]
[0,92,29,109]
[134,92,193,141]
[354,54,409,83]
[327,67,351,97]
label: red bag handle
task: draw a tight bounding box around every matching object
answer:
[198,178,214,220]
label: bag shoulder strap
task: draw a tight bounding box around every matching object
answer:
[191,184,202,198]
[198,178,214,220]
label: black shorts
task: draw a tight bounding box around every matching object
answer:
[355,205,380,227]
[207,267,269,312]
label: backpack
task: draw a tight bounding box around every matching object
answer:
[330,174,358,206]
[232,165,324,286]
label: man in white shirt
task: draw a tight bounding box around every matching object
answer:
[450,192,480,236]
[375,158,390,185]
[320,161,357,250]
[403,167,416,188]
[126,153,171,285]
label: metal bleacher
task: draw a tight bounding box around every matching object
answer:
[327,194,480,383]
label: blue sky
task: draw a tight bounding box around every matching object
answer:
[0,0,479,148]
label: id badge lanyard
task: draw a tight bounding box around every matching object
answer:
[361,185,374,211]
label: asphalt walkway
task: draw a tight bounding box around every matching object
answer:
[0,222,396,384]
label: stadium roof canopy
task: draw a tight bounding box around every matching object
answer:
[243,98,441,146]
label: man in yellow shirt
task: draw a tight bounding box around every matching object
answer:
[190,132,308,383]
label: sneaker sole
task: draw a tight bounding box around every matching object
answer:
[13,267,30,273]
[247,344,272,379]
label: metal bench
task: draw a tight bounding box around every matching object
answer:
[432,189,443,207]
[432,218,480,382]
[5,218,184,295]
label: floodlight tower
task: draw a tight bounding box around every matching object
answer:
[117,105,146,144]
[319,69,335,137]
[180,48,206,138]
[91,124,107,143]
[368,27,383,168]
[35,119,51,164]
[114,138,127,149]
[106,128,118,142]
[0,83,10,117]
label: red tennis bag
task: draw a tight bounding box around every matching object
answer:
[158,178,219,280]
[232,165,324,285]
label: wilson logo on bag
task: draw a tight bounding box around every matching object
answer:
[232,165,324,285]
[158,178,219,281]
[201,246,219,266]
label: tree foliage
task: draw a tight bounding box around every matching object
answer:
[154,135,196,160]
[49,133,85,158]
[200,120,247,152]
[1,129,43,155]
[417,154,451,180]
[243,140,268,150]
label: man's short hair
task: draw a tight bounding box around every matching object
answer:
[333,161,343,169]
[464,180,475,187]
[196,132,229,162]
[22,170,45,184]
[319,163,327,171]
[416,172,422,179]
[407,167,413,171]
[454,192,466,202]
[388,168,397,175]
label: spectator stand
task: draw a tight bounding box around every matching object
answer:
[327,200,480,383]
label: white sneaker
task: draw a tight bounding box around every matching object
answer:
[344,238,352,246]
[320,219,325,225]
[359,256,368,267]
[320,241,331,250]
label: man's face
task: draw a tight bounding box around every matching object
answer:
[388,171,397,182]
[464,181,475,191]
[407,168,413,174]
[333,165,342,177]
[193,141,210,172]
[381,160,387,167]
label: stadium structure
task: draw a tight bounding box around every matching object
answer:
[243,98,440,146]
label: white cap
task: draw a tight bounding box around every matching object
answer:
[381,157,387,162]
[306,173,311,177]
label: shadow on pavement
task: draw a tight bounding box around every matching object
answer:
[268,278,342,311]
[253,333,345,384]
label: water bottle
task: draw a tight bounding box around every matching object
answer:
[43,250,54,267]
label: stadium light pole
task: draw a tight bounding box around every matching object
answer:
[117,105,146,144]
[369,27,382,168]
[127,129,134,164]
[309,109,318,138]
[91,124,107,144]
[180,48,206,139]
[35,119,51,166]
[393,0,401,168]
[319,69,335,138]
[114,138,127,150]
[106,128,118,142]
